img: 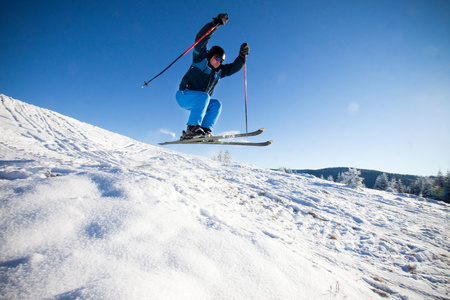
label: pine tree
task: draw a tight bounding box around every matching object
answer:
[337,172,343,183]
[224,150,231,163]
[374,173,389,190]
[410,176,433,198]
[422,177,434,198]
[431,171,448,201]
[341,168,365,189]
[279,167,292,174]
[213,150,223,162]
[387,178,397,192]
[435,171,445,187]
[397,179,405,193]
[445,171,450,202]
[213,150,232,163]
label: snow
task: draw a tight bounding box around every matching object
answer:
[1,94,449,300]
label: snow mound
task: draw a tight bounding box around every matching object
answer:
[1,94,449,299]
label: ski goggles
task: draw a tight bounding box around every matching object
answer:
[214,56,224,63]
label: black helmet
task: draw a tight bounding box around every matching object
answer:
[208,46,225,61]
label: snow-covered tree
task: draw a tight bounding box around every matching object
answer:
[410,176,433,197]
[223,150,231,163]
[445,171,450,202]
[341,168,364,189]
[337,172,343,183]
[386,178,397,192]
[327,175,334,182]
[435,171,445,187]
[217,150,223,162]
[213,150,231,162]
[397,179,405,193]
[430,170,449,202]
[279,167,293,174]
[374,173,389,191]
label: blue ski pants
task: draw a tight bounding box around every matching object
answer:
[176,89,222,130]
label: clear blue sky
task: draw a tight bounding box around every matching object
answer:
[2,0,449,176]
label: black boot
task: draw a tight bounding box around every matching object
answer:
[201,127,212,137]
[181,125,206,139]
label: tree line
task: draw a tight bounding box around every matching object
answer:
[329,169,450,203]
[280,167,450,203]
[370,170,450,202]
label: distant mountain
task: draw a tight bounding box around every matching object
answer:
[292,167,421,189]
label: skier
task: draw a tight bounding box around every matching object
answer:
[176,13,250,139]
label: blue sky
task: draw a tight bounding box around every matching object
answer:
[1,0,449,176]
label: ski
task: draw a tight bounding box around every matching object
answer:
[191,140,273,146]
[160,139,272,146]
[159,128,268,146]
[186,127,264,143]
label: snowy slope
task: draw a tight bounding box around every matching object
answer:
[1,94,449,300]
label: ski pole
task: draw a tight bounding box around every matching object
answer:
[244,62,248,133]
[142,24,220,88]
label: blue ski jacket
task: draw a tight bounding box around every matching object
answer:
[179,22,246,96]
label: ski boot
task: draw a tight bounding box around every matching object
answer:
[181,125,207,140]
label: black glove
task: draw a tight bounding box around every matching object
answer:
[212,13,228,26]
[239,43,250,58]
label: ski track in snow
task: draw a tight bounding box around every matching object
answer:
[1,94,449,300]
